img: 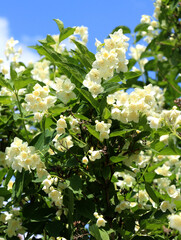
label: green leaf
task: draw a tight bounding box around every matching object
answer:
[0,96,11,104]
[110,129,134,137]
[124,71,142,80]
[30,129,54,150]
[45,220,64,237]
[102,107,111,120]
[77,88,99,111]
[49,104,69,115]
[69,175,82,192]
[145,182,159,205]
[99,229,110,240]
[76,199,95,220]
[134,23,149,32]
[3,168,14,187]
[0,187,11,200]
[110,155,126,163]
[23,202,55,221]
[86,124,100,141]
[10,64,17,81]
[89,224,102,240]
[0,168,7,183]
[0,77,13,90]
[53,19,64,33]
[12,170,25,201]
[14,78,36,90]
[110,25,131,35]
[73,113,89,121]
[59,27,75,42]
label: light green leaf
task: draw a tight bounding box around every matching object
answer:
[102,107,111,120]
[0,96,11,104]
[59,27,75,42]
[53,19,64,33]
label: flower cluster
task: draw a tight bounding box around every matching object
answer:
[25,83,56,121]
[95,120,111,141]
[42,175,64,209]
[70,25,88,45]
[53,75,76,104]
[107,84,164,126]
[31,59,50,85]
[83,29,129,97]
[5,137,43,172]
[5,37,22,62]
[0,210,26,238]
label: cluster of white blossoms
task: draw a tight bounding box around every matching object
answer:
[5,137,45,173]
[31,59,51,85]
[153,0,162,19]
[69,26,88,46]
[0,210,26,238]
[83,29,129,97]
[53,75,76,104]
[95,120,111,141]
[107,84,164,126]
[25,83,56,122]
[93,212,107,228]
[42,175,64,210]
[5,37,22,62]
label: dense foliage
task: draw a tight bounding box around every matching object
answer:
[0,0,181,239]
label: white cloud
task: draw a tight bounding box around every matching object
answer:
[0,17,39,65]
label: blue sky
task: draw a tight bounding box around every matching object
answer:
[0,0,154,62]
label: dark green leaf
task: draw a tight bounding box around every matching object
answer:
[145,182,159,205]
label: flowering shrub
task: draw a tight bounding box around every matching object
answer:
[0,0,181,239]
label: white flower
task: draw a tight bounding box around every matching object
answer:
[168,213,181,233]
[96,216,107,227]
[82,156,88,164]
[115,201,130,213]
[160,201,175,213]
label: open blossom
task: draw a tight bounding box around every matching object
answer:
[160,201,176,213]
[168,213,181,233]
[88,148,102,161]
[94,212,107,227]
[115,201,130,213]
